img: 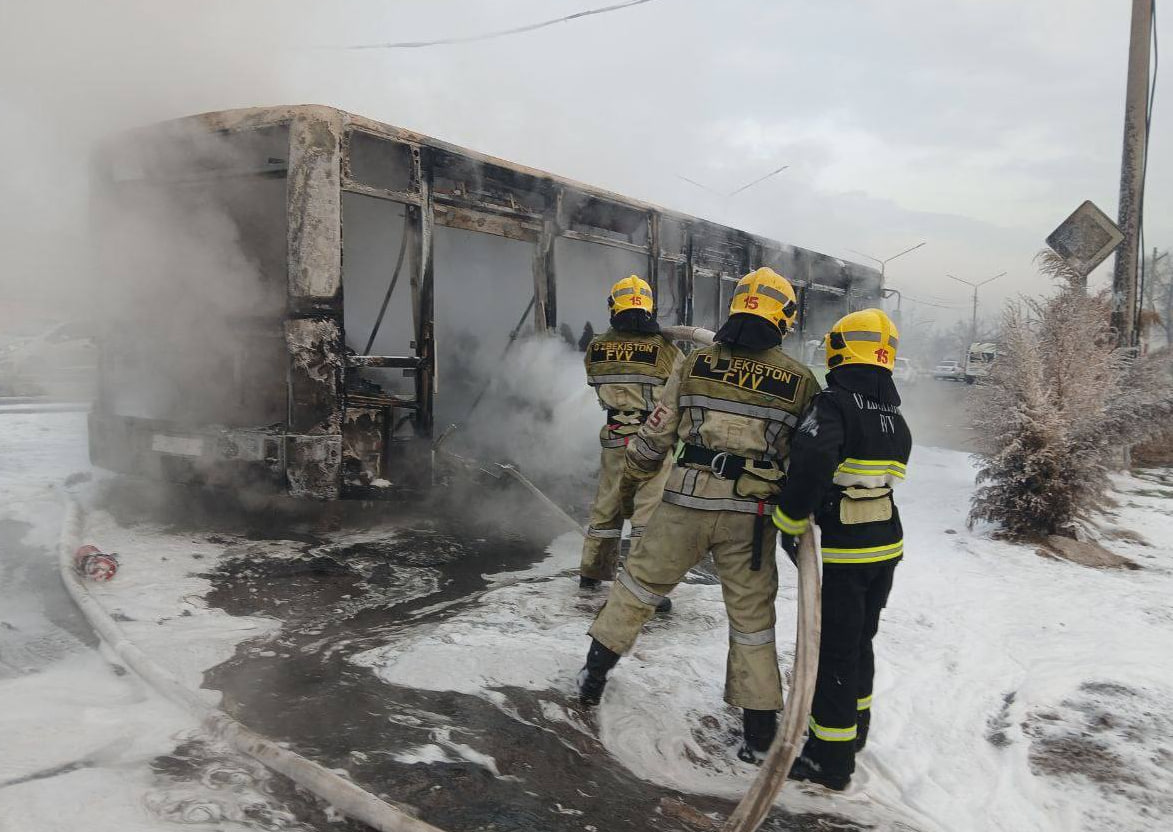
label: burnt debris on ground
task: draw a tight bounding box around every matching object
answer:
[128,477,878,832]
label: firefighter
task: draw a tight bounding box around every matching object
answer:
[577,267,819,764]
[771,308,911,791]
[579,275,683,608]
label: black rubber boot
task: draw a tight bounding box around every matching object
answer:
[655,596,672,614]
[577,639,620,706]
[736,708,778,764]
[788,754,851,791]
[855,709,871,753]
[579,576,602,590]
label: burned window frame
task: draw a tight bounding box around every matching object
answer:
[90,105,883,502]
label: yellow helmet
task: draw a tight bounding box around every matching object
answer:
[729,267,799,331]
[608,275,654,314]
[826,308,899,371]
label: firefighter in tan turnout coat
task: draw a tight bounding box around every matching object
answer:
[577,267,819,763]
[579,276,682,610]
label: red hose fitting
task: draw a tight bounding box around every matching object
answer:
[74,544,119,582]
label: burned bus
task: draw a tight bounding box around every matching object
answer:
[88,105,882,501]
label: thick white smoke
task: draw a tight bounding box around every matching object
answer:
[442,335,601,477]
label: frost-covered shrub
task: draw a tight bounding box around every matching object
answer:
[969,252,1173,538]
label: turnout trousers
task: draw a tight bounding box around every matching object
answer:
[589,501,784,710]
[580,444,670,580]
[805,558,898,777]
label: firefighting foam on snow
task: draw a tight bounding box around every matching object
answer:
[3,3,1173,832]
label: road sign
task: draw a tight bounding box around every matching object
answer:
[1046,200,1124,276]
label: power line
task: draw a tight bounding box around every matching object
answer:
[910,291,963,304]
[677,163,790,197]
[728,164,790,196]
[676,175,721,196]
[900,294,966,310]
[346,0,660,50]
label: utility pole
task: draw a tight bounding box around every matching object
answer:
[1111,0,1154,348]
[947,272,1006,345]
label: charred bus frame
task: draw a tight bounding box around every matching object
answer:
[89,105,882,500]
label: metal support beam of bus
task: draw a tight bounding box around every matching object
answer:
[559,228,651,255]
[346,355,421,369]
[433,204,541,244]
[341,181,423,207]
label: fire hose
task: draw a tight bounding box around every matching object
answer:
[497,461,823,832]
[60,317,820,831]
[493,323,825,830]
[723,525,821,832]
[56,494,448,832]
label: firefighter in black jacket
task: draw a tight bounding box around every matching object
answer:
[771,308,911,791]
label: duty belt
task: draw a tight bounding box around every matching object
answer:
[677,443,754,480]
[678,443,779,572]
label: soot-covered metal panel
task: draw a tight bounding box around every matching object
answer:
[285,317,344,498]
[91,104,883,501]
[288,107,343,310]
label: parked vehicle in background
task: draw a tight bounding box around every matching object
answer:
[893,356,917,385]
[932,359,963,381]
[964,342,998,384]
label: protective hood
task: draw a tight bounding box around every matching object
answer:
[714,313,783,351]
[610,309,661,334]
[827,364,901,406]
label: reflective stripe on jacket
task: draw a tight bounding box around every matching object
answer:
[775,376,912,560]
[624,343,818,513]
[585,330,682,447]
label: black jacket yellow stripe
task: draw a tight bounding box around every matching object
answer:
[776,366,912,563]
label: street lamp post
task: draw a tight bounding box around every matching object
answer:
[848,242,927,314]
[946,271,1006,345]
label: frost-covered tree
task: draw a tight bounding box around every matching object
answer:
[1104,344,1173,451]
[969,302,1068,535]
[969,252,1173,538]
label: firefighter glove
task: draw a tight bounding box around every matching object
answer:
[772,507,807,566]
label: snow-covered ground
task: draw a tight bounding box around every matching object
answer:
[4,410,1172,831]
[0,413,297,831]
[357,445,1173,832]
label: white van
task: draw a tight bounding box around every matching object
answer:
[964,342,998,384]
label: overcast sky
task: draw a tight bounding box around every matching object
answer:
[2,0,1169,328]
